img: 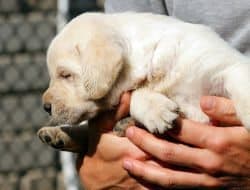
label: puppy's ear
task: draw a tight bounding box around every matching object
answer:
[80,34,123,99]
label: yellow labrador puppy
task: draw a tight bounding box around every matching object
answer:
[38,12,250,152]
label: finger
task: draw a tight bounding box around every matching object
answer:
[123,158,221,188]
[115,92,131,120]
[126,127,220,171]
[171,118,221,148]
[200,96,242,126]
[171,118,250,153]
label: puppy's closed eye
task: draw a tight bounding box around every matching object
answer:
[60,71,72,79]
[57,67,74,81]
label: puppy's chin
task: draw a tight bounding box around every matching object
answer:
[47,115,78,126]
[47,110,84,126]
[47,109,99,126]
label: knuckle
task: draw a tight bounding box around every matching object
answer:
[199,174,223,188]
[160,172,175,187]
[162,178,175,187]
[132,163,148,179]
[162,146,176,161]
[205,178,222,188]
[203,157,223,174]
[209,135,231,153]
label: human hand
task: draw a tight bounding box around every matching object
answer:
[123,96,250,189]
[76,92,155,189]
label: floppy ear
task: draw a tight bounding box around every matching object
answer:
[80,34,124,99]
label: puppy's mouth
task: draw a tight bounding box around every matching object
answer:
[46,118,81,128]
[77,111,98,123]
[46,110,98,127]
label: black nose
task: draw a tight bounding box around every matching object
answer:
[43,103,52,115]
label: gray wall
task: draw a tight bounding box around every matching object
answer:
[0,0,65,189]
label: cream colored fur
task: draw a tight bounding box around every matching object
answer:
[42,12,250,134]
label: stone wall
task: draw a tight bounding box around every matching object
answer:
[0,0,64,189]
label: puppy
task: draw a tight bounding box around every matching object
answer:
[38,12,250,152]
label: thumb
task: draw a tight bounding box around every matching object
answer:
[200,96,241,126]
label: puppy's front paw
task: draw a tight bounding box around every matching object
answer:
[131,89,179,134]
[38,124,88,153]
[38,126,70,149]
[144,101,178,134]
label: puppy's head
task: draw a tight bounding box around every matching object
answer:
[43,14,124,125]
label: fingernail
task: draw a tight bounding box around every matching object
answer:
[123,159,132,170]
[201,97,215,110]
[126,127,134,138]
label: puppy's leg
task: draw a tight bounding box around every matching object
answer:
[223,63,250,131]
[37,123,88,153]
[130,88,179,134]
[113,117,136,137]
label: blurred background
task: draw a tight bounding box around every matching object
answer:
[0,0,104,189]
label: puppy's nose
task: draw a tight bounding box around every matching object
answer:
[43,103,52,115]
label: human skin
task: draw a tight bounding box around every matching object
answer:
[76,93,152,189]
[77,94,250,189]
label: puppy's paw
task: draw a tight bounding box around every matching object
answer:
[113,117,136,137]
[38,126,69,149]
[131,89,179,134]
[37,126,80,151]
[143,102,178,134]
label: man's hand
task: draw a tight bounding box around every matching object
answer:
[123,96,250,189]
[76,93,153,189]
[77,94,250,189]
